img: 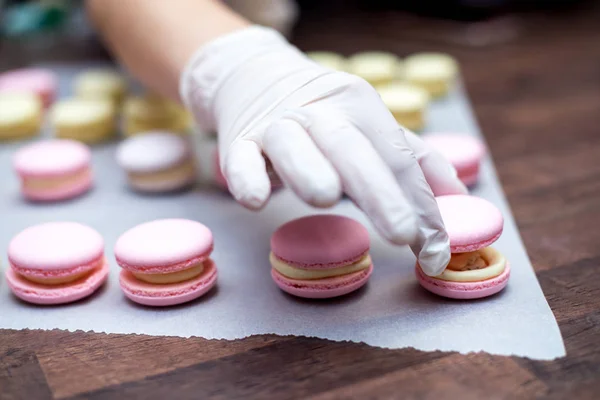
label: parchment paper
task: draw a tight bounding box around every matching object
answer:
[0,65,565,360]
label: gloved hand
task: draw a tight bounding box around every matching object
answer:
[180,26,468,276]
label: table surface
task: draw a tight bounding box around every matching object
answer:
[1,3,600,399]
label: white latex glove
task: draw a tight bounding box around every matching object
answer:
[180,26,468,276]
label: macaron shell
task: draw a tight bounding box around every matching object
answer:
[119,259,218,306]
[0,68,57,107]
[114,219,213,272]
[271,215,370,269]
[129,172,196,193]
[14,139,92,177]
[11,256,102,280]
[21,171,93,202]
[415,263,510,300]
[424,134,485,186]
[116,132,190,173]
[9,222,104,271]
[6,260,109,305]
[459,168,480,187]
[436,195,504,252]
[271,264,373,299]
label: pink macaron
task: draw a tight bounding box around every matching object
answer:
[270,214,373,299]
[423,134,486,186]
[416,194,509,300]
[0,68,57,108]
[5,222,109,305]
[13,139,94,202]
[115,219,218,306]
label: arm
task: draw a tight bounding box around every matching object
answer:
[85,0,249,100]
[87,0,467,275]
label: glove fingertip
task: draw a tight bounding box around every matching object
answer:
[418,245,451,277]
[380,209,419,246]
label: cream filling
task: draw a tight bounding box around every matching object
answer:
[132,262,204,284]
[23,169,90,190]
[21,258,103,285]
[24,269,92,285]
[436,247,506,282]
[129,160,195,185]
[270,252,371,280]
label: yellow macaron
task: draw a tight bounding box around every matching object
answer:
[377,83,430,132]
[74,69,127,105]
[51,98,116,143]
[122,95,190,136]
[347,51,402,87]
[306,51,346,71]
[0,93,43,140]
[404,52,459,97]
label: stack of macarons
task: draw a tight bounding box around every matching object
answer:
[5,222,109,305]
[270,214,374,299]
[115,219,218,306]
[416,195,510,299]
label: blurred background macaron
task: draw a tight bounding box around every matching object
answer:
[0,67,57,108]
[13,139,94,202]
[423,133,486,186]
[116,131,196,193]
[0,93,43,141]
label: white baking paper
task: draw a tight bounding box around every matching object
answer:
[0,65,565,360]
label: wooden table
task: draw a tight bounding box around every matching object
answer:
[2,3,600,399]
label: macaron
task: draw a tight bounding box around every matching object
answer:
[5,222,109,305]
[51,98,116,143]
[0,93,43,140]
[270,215,373,299]
[115,219,218,306]
[74,69,127,105]
[0,68,57,108]
[423,134,486,186]
[13,139,93,202]
[122,95,190,136]
[116,131,196,193]
[404,52,459,97]
[347,51,402,87]
[307,51,346,71]
[415,195,509,300]
[377,83,430,131]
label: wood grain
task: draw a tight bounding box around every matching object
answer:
[2,2,600,399]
